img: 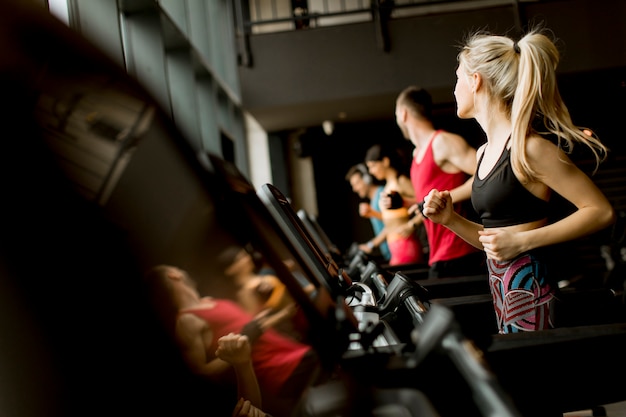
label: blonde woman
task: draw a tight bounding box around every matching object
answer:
[423,28,615,333]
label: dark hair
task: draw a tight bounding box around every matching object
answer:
[364,143,407,176]
[218,243,264,272]
[396,86,433,120]
[345,163,372,184]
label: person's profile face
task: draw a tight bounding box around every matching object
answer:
[454,63,473,119]
[166,267,200,298]
[395,104,409,139]
[349,174,368,198]
[366,161,384,180]
[225,248,254,276]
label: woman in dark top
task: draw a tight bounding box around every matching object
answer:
[422,28,615,334]
[364,144,425,266]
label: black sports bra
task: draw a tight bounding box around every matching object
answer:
[472,143,549,228]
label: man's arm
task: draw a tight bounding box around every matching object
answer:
[216,333,263,409]
[175,313,232,379]
[359,202,383,220]
[433,131,478,203]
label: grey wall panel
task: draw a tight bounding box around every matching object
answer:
[73,0,126,68]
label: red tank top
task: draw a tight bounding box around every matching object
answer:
[180,298,311,395]
[410,130,479,264]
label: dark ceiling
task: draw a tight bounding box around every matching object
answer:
[237,0,626,134]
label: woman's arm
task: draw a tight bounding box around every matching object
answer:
[529,138,614,241]
[448,177,474,204]
[423,189,484,249]
[216,333,263,409]
[253,303,297,332]
[478,137,615,261]
[358,227,388,253]
[397,175,417,206]
[398,207,425,238]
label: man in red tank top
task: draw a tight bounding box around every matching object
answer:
[394,86,486,278]
[145,265,319,417]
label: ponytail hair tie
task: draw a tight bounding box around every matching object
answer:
[513,41,521,54]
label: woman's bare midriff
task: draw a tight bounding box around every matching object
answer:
[484,218,548,233]
[383,208,412,242]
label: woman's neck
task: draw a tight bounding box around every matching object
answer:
[385,171,399,185]
[477,110,511,148]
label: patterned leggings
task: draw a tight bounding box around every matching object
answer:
[487,253,556,334]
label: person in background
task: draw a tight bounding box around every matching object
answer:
[395,85,486,278]
[218,244,309,342]
[362,144,425,266]
[218,245,293,315]
[145,265,320,417]
[422,28,615,333]
[291,0,309,29]
[345,163,391,261]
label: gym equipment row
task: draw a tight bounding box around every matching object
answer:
[207,157,626,416]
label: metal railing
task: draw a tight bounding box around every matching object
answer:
[233,0,522,66]
[238,0,519,34]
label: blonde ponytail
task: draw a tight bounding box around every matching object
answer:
[459,28,608,182]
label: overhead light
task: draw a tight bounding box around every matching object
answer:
[322,120,334,136]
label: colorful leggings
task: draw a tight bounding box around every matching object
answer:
[487,253,556,334]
